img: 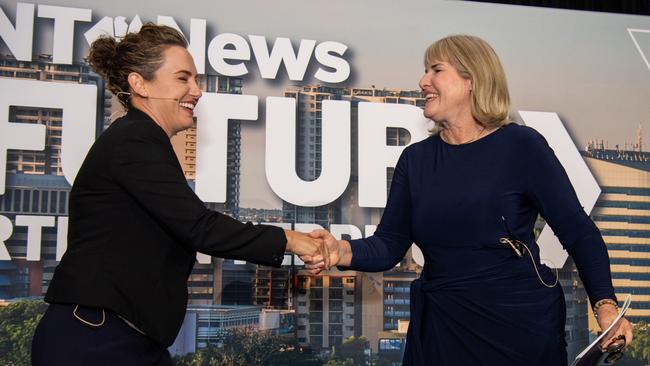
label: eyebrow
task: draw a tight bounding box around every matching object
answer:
[174,70,194,76]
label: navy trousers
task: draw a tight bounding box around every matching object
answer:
[32,303,173,366]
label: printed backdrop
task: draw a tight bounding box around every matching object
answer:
[0,0,649,363]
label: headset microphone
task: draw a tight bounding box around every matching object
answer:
[145,96,180,102]
[115,91,179,102]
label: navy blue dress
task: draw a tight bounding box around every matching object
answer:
[347,123,616,366]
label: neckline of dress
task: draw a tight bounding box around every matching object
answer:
[438,124,508,148]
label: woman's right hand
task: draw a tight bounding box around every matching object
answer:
[284,230,322,258]
[596,303,634,351]
[302,229,352,274]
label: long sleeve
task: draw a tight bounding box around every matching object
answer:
[346,148,414,272]
[46,109,289,347]
[111,121,286,266]
[525,130,616,303]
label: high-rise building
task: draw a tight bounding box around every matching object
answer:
[353,254,420,354]
[169,304,264,356]
[382,265,419,332]
[283,85,424,352]
[254,265,292,309]
[583,143,650,326]
[558,258,589,360]
[282,85,421,230]
[170,74,242,219]
[0,56,252,308]
[218,260,257,306]
[295,271,359,349]
[0,55,105,298]
[169,75,246,306]
[169,305,296,357]
[238,207,283,223]
[1,56,106,175]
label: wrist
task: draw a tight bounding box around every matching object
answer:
[593,298,618,320]
[283,229,294,252]
[338,240,353,267]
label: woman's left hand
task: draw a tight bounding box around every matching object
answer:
[596,303,634,350]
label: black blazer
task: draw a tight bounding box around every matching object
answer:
[45,108,286,346]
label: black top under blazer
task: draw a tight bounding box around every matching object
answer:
[45,108,287,347]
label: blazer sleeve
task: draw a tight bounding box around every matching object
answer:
[111,125,287,267]
[525,130,616,304]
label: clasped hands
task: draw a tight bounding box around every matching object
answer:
[284,229,351,274]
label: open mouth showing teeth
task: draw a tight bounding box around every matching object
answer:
[424,93,439,101]
[179,102,195,110]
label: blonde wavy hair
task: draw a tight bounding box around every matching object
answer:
[424,35,511,129]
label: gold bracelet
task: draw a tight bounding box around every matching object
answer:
[592,298,618,319]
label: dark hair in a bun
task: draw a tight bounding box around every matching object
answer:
[86,23,188,108]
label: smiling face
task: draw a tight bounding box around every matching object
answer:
[130,45,202,137]
[418,60,473,125]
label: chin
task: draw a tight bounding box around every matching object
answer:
[181,118,194,129]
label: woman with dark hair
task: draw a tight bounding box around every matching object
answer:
[305,35,633,365]
[31,24,323,365]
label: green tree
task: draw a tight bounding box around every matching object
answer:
[371,353,396,366]
[174,327,308,366]
[325,336,368,366]
[219,327,282,365]
[268,341,323,366]
[628,321,650,365]
[174,344,223,366]
[340,336,368,366]
[324,358,354,366]
[0,300,48,366]
[590,321,650,366]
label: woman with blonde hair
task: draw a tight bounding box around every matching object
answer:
[306,35,632,365]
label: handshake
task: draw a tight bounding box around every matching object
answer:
[284,229,352,274]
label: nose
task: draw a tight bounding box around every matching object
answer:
[190,77,202,100]
[418,71,430,90]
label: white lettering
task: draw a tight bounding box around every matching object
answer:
[365,225,377,237]
[207,33,250,76]
[0,79,97,190]
[195,93,258,203]
[83,16,113,45]
[0,2,35,61]
[357,102,429,207]
[84,15,143,46]
[56,216,68,261]
[265,97,350,207]
[314,41,350,83]
[0,215,12,260]
[411,244,424,266]
[196,251,211,264]
[37,4,91,64]
[15,215,55,261]
[0,84,46,194]
[249,36,316,80]
[157,16,206,74]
